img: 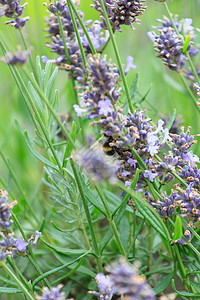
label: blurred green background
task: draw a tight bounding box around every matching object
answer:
[0,0,200,203]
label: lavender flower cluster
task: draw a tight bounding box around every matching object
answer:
[43,1,200,231]
[0,190,42,261]
[0,190,17,261]
[36,284,66,300]
[89,258,155,300]
[0,0,29,29]
[92,0,147,31]
[1,47,30,66]
[73,50,200,229]
[43,1,109,84]
[148,16,198,71]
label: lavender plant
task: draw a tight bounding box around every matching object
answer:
[1,0,200,299]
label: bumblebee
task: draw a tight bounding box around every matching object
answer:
[102,137,116,156]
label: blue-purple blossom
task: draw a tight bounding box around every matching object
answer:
[144,170,158,182]
[88,273,113,300]
[194,82,200,106]
[1,48,30,66]
[92,0,147,31]
[148,16,199,71]
[182,151,199,167]
[32,230,42,246]
[124,55,137,74]
[98,99,114,116]
[105,258,155,299]
[0,0,29,29]
[0,190,17,260]
[36,284,65,300]
[16,238,28,253]
[176,230,191,245]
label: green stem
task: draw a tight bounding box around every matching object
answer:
[7,257,31,292]
[0,150,39,224]
[147,225,152,271]
[174,244,192,292]
[128,218,145,256]
[117,181,176,263]
[3,264,35,300]
[11,212,51,288]
[57,15,70,64]
[98,0,134,113]
[0,39,41,132]
[19,31,36,77]
[179,73,200,114]
[70,158,103,272]
[95,185,126,257]
[66,0,87,69]
[68,0,97,55]
[57,14,86,145]
[132,209,136,258]
[163,2,200,85]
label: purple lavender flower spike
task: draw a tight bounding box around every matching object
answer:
[0,0,29,29]
[1,48,30,66]
[148,15,198,71]
[92,0,147,31]
[0,190,17,260]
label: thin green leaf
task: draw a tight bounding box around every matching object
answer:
[153,272,175,294]
[36,55,42,86]
[183,34,190,54]
[24,130,58,171]
[32,250,90,288]
[171,279,200,297]
[130,73,139,103]
[0,288,22,294]
[119,215,130,251]
[137,84,152,104]
[51,258,85,286]
[112,168,139,217]
[40,236,88,255]
[132,196,166,239]
[165,109,176,131]
[100,205,126,252]
[46,67,58,98]
[63,121,77,166]
[28,81,44,117]
[173,215,183,241]
[52,89,59,110]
